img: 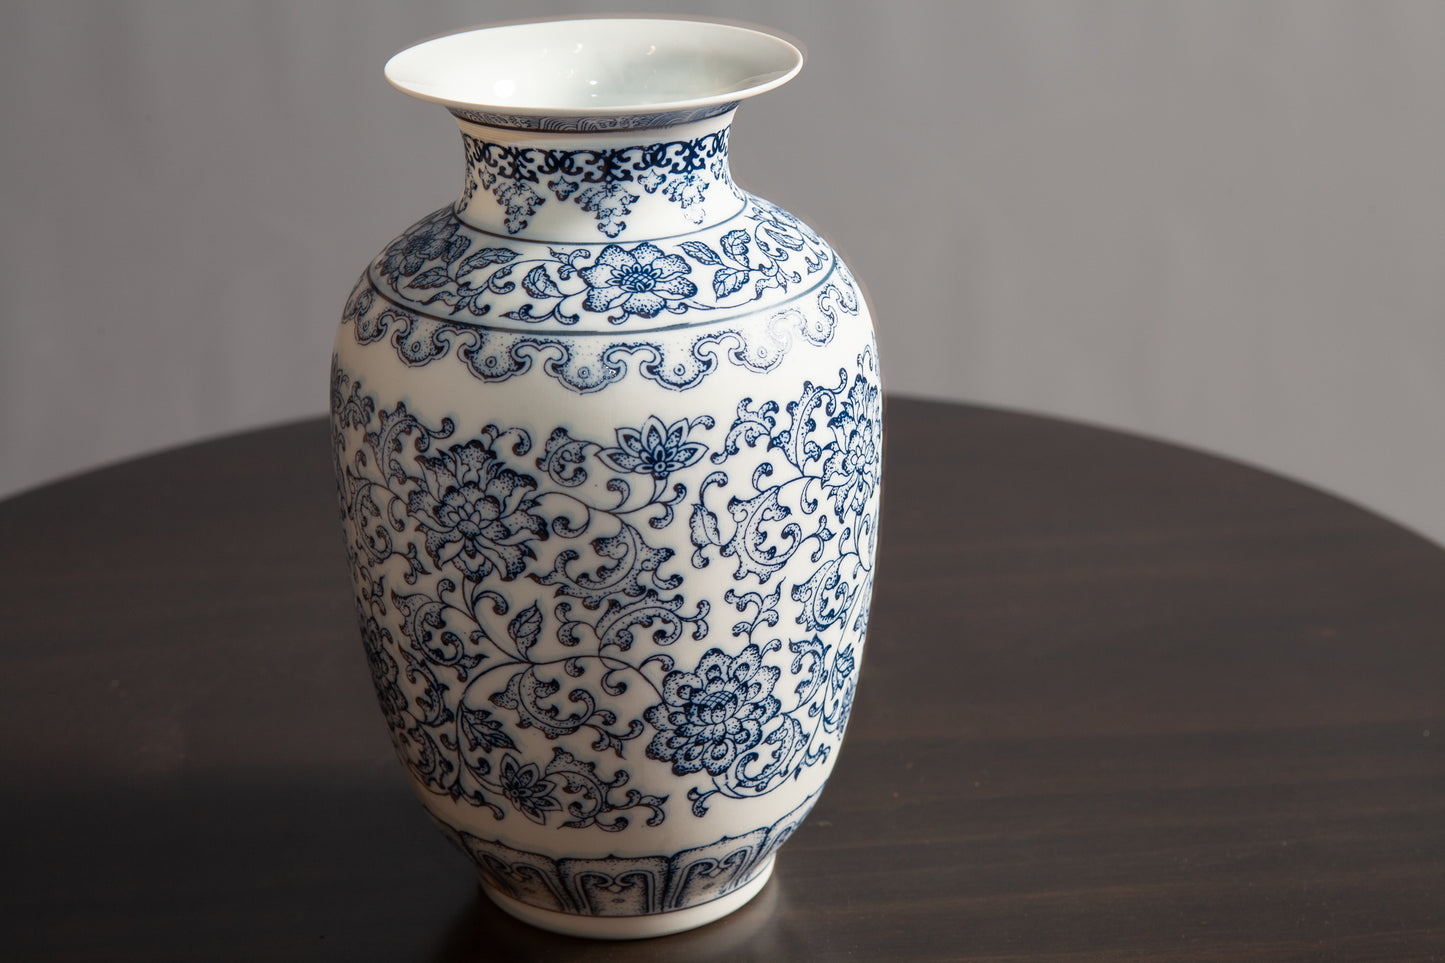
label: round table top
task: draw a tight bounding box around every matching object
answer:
[2,398,1441,961]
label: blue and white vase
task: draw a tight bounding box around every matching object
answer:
[330,18,880,939]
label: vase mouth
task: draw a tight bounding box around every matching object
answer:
[384,17,803,122]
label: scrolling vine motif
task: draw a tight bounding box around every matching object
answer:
[348,195,856,394]
[372,196,832,325]
[460,129,733,236]
[332,345,879,829]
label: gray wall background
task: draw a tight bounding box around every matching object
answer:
[4,1,1443,545]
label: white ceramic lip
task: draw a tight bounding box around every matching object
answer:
[384,17,803,116]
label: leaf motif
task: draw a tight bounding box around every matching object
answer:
[713,267,750,299]
[679,241,722,265]
[459,706,516,753]
[409,267,451,290]
[549,247,589,265]
[445,234,472,264]
[687,497,722,543]
[522,265,564,299]
[456,291,491,317]
[721,229,751,261]
[457,247,519,276]
[509,602,543,655]
[689,503,722,569]
[486,264,516,295]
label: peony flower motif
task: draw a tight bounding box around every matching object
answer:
[497,753,562,824]
[645,644,781,776]
[579,243,697,319]
[821,375,883,520]
[408,440,546,580]
[598,416,708,479]
[378,208,461,284]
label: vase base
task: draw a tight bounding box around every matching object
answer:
[481,855,776,940]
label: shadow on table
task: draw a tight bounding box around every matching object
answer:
[5,771,823,962]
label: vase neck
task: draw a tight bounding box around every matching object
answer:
[451,113,744,242]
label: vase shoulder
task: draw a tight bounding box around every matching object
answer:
[364,191,848,335]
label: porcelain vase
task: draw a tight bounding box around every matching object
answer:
[330,18,881,939]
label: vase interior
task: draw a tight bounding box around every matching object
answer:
[384,18,802,116]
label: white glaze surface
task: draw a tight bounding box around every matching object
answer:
[384,18,802,116]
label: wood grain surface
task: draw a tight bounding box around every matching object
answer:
[2,399,1441,961]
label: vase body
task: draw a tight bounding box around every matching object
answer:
[330,19,880,939]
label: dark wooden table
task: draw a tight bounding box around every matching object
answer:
[2,399,1441,961]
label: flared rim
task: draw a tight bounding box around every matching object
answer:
[384,17,804,119]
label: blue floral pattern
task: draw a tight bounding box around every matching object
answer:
[646,644,782,776]
[496,753,562,824]
[368,195,833,327]
[409,439,545,580]
[580,244,698,318]
[599,416,711,480]
[331,344,880,829]
[346,192,859,394]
